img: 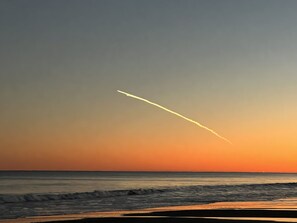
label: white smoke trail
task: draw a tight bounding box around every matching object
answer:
[117,90,232,144]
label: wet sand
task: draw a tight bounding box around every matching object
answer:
[40,209,297,223]
[1,200,296,223]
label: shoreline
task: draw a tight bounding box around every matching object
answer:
[1,200,296,223]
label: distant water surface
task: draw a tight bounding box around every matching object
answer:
[0,171,296,219]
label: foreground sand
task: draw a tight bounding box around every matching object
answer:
[1,200,297,223]
[40,209,297,223]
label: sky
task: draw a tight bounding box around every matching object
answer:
[0,0,297,172]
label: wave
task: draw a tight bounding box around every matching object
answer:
[1,182,296,204]
[0,188,169,203]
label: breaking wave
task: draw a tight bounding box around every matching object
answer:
[1,182,296,204]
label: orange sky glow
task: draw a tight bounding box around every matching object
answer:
[1,1,297,172]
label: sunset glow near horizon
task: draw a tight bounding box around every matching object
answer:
[1,0,297,172]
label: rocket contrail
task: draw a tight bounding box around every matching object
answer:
[117,90,232,144]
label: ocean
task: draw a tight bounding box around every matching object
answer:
[0,171,296,220]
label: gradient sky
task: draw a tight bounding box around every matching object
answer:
[1,0,297,172]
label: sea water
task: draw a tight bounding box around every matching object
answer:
[0,171,296,219]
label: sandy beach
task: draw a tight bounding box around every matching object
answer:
[1,200,296,223]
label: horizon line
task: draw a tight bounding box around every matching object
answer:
[1,169,296,174]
